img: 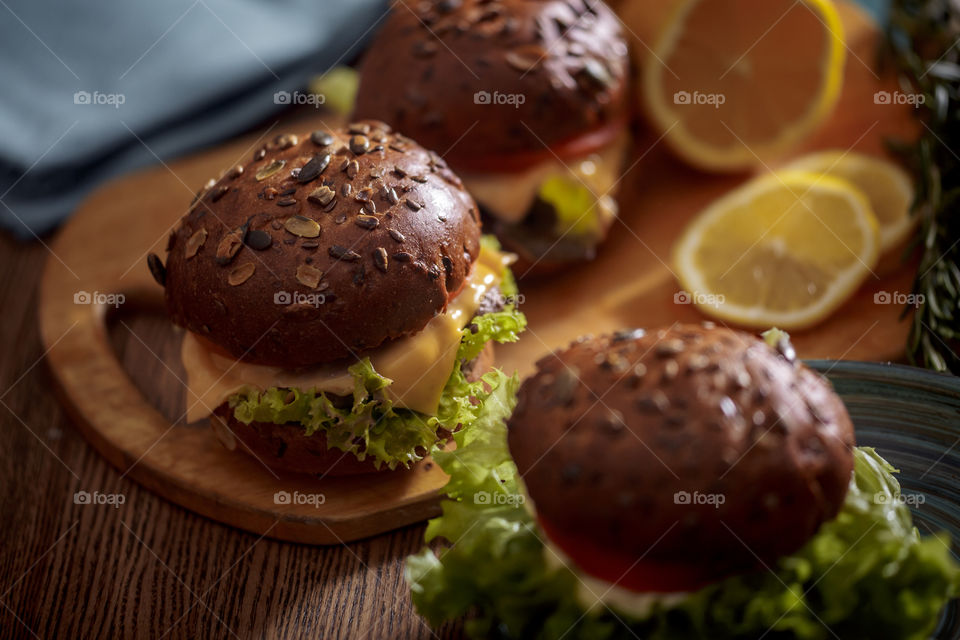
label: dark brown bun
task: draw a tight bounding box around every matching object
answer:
[210,343,495,476]
[353,0,630,171]
[507,325,856,578]
[211,405,387,476]
[159,121,481,367]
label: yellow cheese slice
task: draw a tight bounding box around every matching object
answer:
[461,134,630,224]
[182,243,509,423]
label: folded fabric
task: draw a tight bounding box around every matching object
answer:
[0,0,387,238]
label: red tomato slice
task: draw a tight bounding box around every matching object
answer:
[538,516,720,594]
[447,119,628,174]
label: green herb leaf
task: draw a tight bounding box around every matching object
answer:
[888,0,960,373]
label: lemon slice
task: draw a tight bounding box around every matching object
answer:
[673,170,880,329]
[783,151,916,253]
[643,0,846,172]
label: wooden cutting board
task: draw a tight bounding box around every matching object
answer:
[39,1,916,544]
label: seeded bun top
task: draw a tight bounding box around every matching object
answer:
[156,121,481,367]
[353,0,630,170]
[507,325,855,577]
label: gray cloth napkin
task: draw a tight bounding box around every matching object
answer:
[0,0,388,238]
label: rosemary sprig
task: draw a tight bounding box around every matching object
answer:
[887,0,960,374]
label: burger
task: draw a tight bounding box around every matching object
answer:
[407,325,959,638]
[147,120,526,476]
[353,0,631,273]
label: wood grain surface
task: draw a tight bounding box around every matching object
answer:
[2,2,920,638]
[0,232,460,639]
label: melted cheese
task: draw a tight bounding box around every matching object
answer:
[461,134,630,224]
[182,244,509,423]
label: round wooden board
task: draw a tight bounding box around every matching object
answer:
[40,1,916,544]
[38,120,458,545]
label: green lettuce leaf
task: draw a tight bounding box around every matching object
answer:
[229,239,527,470]
[307,66,358,117]
[538,175,604,239]
[230,358,438,469]
[407,408,960,640]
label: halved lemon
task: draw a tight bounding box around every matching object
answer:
[783,151,916,253]
[673,170,880,329]
[643,0,846,172]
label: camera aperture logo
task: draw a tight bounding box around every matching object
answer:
[274,291,326,307]
[74,490,126,509]
[274,91,325,107]
[274,490,326,508]
[674,289,725,308]
[673,90,726,109]
[674,490,725,509]
[874,491,925,507]
[74,90,125,109]
[873,90,925,107]
[474,490,525,507]
[873,290,924,307]
[74,290,125,308]
[473,90,526,108]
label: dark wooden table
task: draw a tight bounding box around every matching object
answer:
[0,231,457,639]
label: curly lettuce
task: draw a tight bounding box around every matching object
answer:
[407,409,960,639]
[229,241,526,470]
[538,175,605,239]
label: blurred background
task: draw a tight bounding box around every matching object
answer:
[0,0,887,239]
